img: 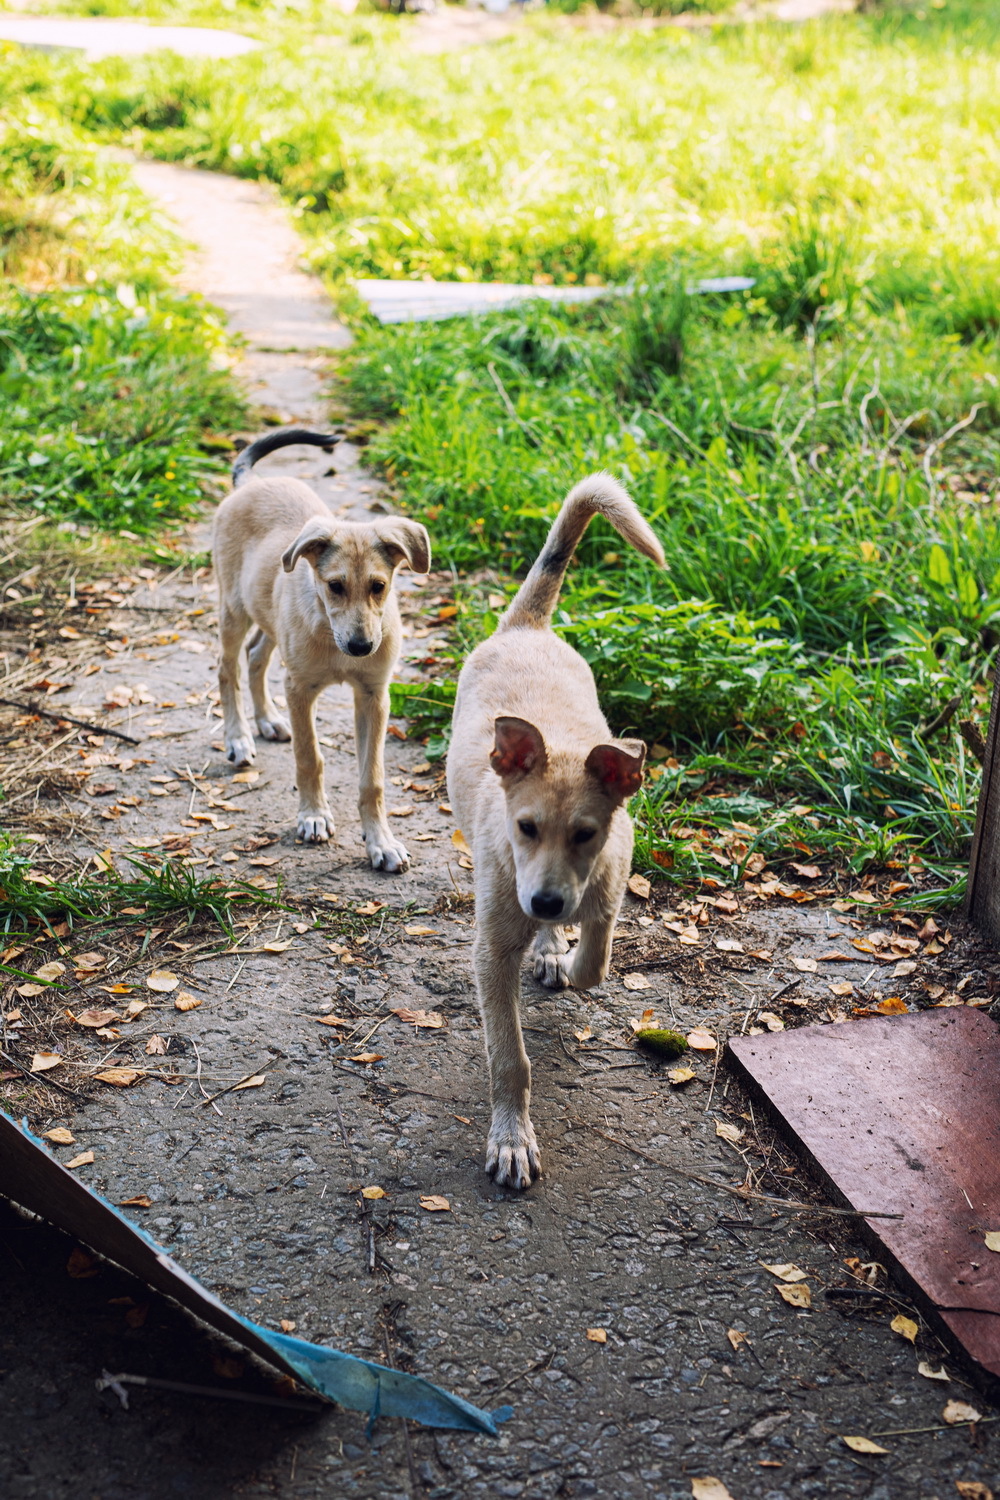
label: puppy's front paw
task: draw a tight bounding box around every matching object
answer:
[297,810,334,844]
[257,714,291,742]
[486,1119,540,1191]
[226,734,256,768]
[365,831,410,874]
[533,950,573,989]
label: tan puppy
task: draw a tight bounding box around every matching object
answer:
[447,473,664,1189]
[212,429,430,872]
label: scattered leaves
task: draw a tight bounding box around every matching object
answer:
[955,1483,993,1500]
[419,1195,451,1212]
[174,992,202,1012]
[627,873,650,900]
[404,925,439,937]
[145,1035,168,1055]
[715,1120,744,1145]
[943,1399,982,1426]
[66,1151,95,1170]
[917,1361,949,1381]
[668,1066,697,1085]
[622,972,651,991]
[232,1074,266,1091]
[890,1313,918,1344]
[391,1007,444,1029]
[355,901,385,916]
[31,1052,63,1073]
[43,1128,75,1145]
[349,1053,383,1065]
[686,1029,717,1051]
[95,1068,144,1087]
[146,970,179,993]
[361,1186,386,1200]
[585,1327,608,1343]
[119,1195,153,1209]
[843,1436,889,1455]
[74,1008,120,1029]
[726,1329,749,1352]
[983,1231,1000,1252]
[791,956,817,973]
[690,1481,736,1500]
[761,1262,808,1282]
[775,1282,811,1308]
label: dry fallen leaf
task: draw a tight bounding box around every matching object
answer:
[355,901,385,916]
[761,1262,808,1282]
[174,992,202,1012]
[145,1035,168,1055]
[686,1029,717,1051]
[668,1066,697,1085]
[690,1480,736,1500]
[828,981,854,996]
[118,1195,153,1209]
[72,952,106,972]
[315,1014,351,1027]
[146,970,179,993]
[232,770,260,784]
[404,925,439,937]
[279,1319,296,1333]
[34,961,66,982]
[391,1007,444,1029]
[31,1052,63,1073]
[715,939,744,953]
[917,1361,949,1381]
[955,1482,994,1500]
[985,1231,1000,1253]
[66,1151,95,1170]
[876,996,908,1015]
[574,1025,593,1042]
[775,1282,811,1308]
[715,1120,744,1145]
[843,1436,889,1455]
[361,1186,386,1200]
[420,1195,451,1212]
[349,1053,383,1065]
[756,1010,785,1031]
[95,1068,144,1087]
[622,972,651,991]
[67,1247,100,1279]
[585,1327,608,1343]
[627,873,651,900]
[726,1328,750,1352]
[943,1399,982,1426]
[232,1074,267,1091]
[43,1128,75,1145]
[74,1008,120,1029]
[791,955,817,973]
[890,1313,918,1343]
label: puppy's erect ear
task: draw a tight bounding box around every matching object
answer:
[491,716,547,781]
[281,518,337,574]
[376,519,431,575]
[585,739,646,801]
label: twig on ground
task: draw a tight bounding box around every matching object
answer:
[0,697,141,745]
[96,1370,323,1412]
[196,1067,268,1108]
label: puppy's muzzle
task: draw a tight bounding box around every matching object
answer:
[531,891,565,920]
[345,637,375,657]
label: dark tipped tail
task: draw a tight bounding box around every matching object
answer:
[498,472,665,632]
[232,427,344,488]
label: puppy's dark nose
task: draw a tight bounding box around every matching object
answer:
[346,638,374,657]
[531,891,564,919]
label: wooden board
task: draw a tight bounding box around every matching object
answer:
[968,666,1000,944]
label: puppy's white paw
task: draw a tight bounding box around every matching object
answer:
[365,831,410,874]
[486,1120,540,1191]
[533,950,574,989]
[257,714,291,742]
[297,810,334,844]
[225,734,256,768]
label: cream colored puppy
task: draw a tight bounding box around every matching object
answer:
[212,428,430,873]
[447,473,664,1189]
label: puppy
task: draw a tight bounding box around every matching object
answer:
[446,473,664,1188]
[212,428,431,873]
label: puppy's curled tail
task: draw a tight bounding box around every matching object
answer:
[231,427,344,488]
[498,472,664,632]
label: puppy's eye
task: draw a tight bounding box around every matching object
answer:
[328,581,345,598]
[518,820,538,839]
[371,580,386,596]
[573,828,596,845]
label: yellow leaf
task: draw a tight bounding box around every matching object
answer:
[315,1014,351,1027]
[355,901,385,916]
[686,1029,717,1051]
[118,1194,153,1209]
[943,1399,982,1425]
[419,1195,451,1212]
[451,828,472,856]
[726,1329,749,1352]
[280,1319,296,1333]
[404,924,440,937]
[761,1262,808,1282]
[890,1313,918,1343]
[361,1186,386,1200]
[627,873,651,900]
[574,1026,593,1043]
[43,1128,75,1145]
[66,1151,95,1170]
[690,1481,736,1500]
[843,1436,889,1454]
[349,1052,383,1065]
[776,1282,811,1308]
[95,1068,144,1087]
[585,1328,608,1343]
[261,939,293,953]
[668,1066,696,1085]
[146,970,179,993]
[955,1482,993,1500]
[174,992,202,1012]
[715,1121,744,1145]
[391,1007,444,1029]
[232,1074,267,1091]
[232,770,259,783]
[31,1052,63,1073]
[983,1231,1000,1252]
[876,996,908,1015]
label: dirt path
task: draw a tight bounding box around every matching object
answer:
[3,161,999,1500]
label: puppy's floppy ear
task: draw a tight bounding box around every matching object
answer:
[585,738,646,801]
[375,518,431,575]
[281,518,337,573]
[490,716,547,780]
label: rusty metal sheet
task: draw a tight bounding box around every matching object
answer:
[728,1009,1000,1385]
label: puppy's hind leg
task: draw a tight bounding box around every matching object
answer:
[219,605,256,767]
[247,628,291,742]
[475,912,540,1190]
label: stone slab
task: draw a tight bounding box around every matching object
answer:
[728,1009,1000,1388]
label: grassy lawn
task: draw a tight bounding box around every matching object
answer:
[3,0,999,901]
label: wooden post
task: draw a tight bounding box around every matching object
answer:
[967,668,1000,942]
